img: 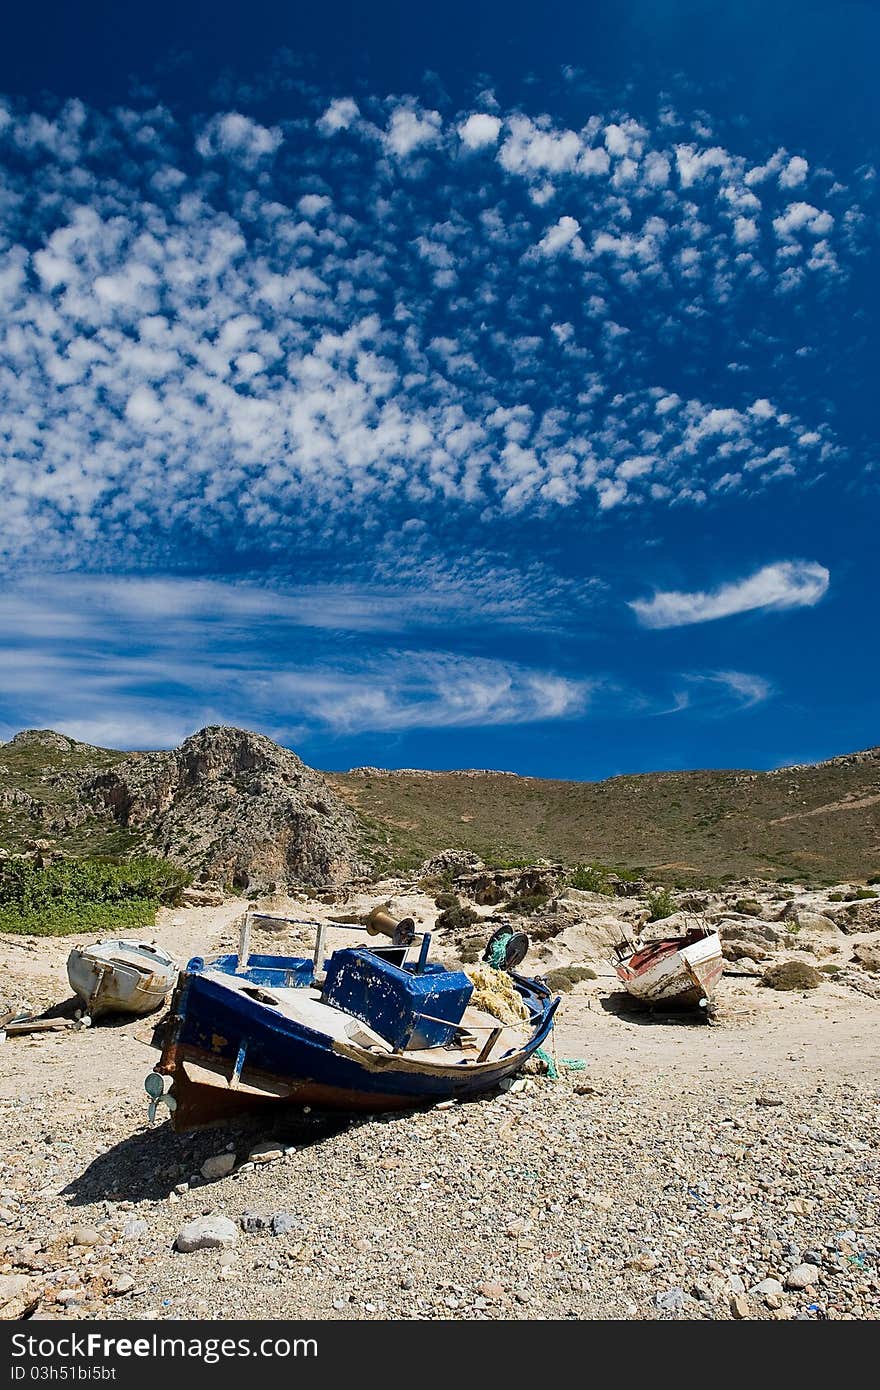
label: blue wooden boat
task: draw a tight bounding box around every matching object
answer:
[148,914,559,1130]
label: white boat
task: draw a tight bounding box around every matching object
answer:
[67,940,178,1020]
[612,925,723,1010]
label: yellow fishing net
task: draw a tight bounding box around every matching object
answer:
[464,964,529,1026]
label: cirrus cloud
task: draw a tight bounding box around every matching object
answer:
[630,560,830,629]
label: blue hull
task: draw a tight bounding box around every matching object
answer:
[156,952,559,1129]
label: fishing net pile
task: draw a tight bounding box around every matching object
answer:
[464,964,529,1026]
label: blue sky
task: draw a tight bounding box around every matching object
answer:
[0,2,877,776]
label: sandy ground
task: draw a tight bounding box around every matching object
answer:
[1,889,878,1321]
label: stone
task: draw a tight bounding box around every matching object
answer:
[174,1215,238,1253]
[625,1254,659,1272]
[730,1294,751,1319]
[249,1143,285,1164]
[72,1225,101,1247]
[0,1273,39,1318]
[655,1287,686,1312]
[240,1211,267,1233]
[122,1217,148,1241]
[479,1281,505,1300]
[112,1274,135,1295]
[180,887,225,908]
[270,1213,298,1237]
[852,942,880,973]
[201,1153,236,1181]
[785,1263,820,1290]
[751,1277,784,1296]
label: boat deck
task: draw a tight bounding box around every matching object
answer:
[202,968,529,1062]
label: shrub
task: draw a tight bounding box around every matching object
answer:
[434,890,459,910]
[435,904,479,932]
[853,888,878,900]
[568,863,614,895]
[762,960,821,991]
[503,893,551,916]
[0,855,190,937]
[646,887,675,922]
[734,898,763,917]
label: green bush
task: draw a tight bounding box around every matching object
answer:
[646,887,675,922]
[435,904,479,932]
[568,863,614,895]
[0,855,190,936]
[734,898,763,917]
[503,893,551,916]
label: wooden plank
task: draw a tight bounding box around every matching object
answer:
[476,1026,503,1063]
[4,1018,74,1036]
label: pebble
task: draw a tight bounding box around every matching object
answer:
[175,1215,238,1253]
[270,1213,298,1237]
[201,1154,236,1181]
[72,1225,100,1247]
[730,1294,751,1319]
[785,1263,820,1291]
[112,1274,135,1295]
[655,1287,686,1312]
[751,1277,784,1296]
[249,1143,284,1164]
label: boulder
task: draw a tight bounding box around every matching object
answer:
[826,898,880,934]
[420,849,485,879]
[852,942,880,973]
[455,863,565,906]
[717,919,785,949]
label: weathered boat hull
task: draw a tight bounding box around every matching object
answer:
[154,953,559,1130]
[614,930,723,1009]
[67,940,178,1019]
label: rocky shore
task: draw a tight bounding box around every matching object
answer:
[1,871,878,1321]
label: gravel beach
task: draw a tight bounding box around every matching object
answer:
[1,885,878,1322]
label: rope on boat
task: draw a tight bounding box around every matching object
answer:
[484,932,511,970]
[534,1047,588,1081]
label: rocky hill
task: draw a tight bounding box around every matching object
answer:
[0,726,878,886]
[0,726,365,891]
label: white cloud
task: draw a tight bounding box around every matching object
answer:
[536,215,582,256]
[195,112,282,165]
[384,104,442,157]
[779,156,809,189]
[317,97,360,135]
[458,113,502,149]
[630,560,830,629]
[0,576,592,741]
[772,201,834,239]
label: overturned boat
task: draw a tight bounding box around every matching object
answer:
[67,939,178,1020]
[612,924,723,1011]
[149,913,559,1130]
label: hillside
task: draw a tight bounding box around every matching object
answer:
[1,727,879,886]
[328,749,880,884]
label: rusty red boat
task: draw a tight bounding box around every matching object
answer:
[613,925,723,1011]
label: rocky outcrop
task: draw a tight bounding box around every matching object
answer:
[76,726,366,891]
[455,863,565,905]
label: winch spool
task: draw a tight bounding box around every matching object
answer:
[364,906,416,948]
